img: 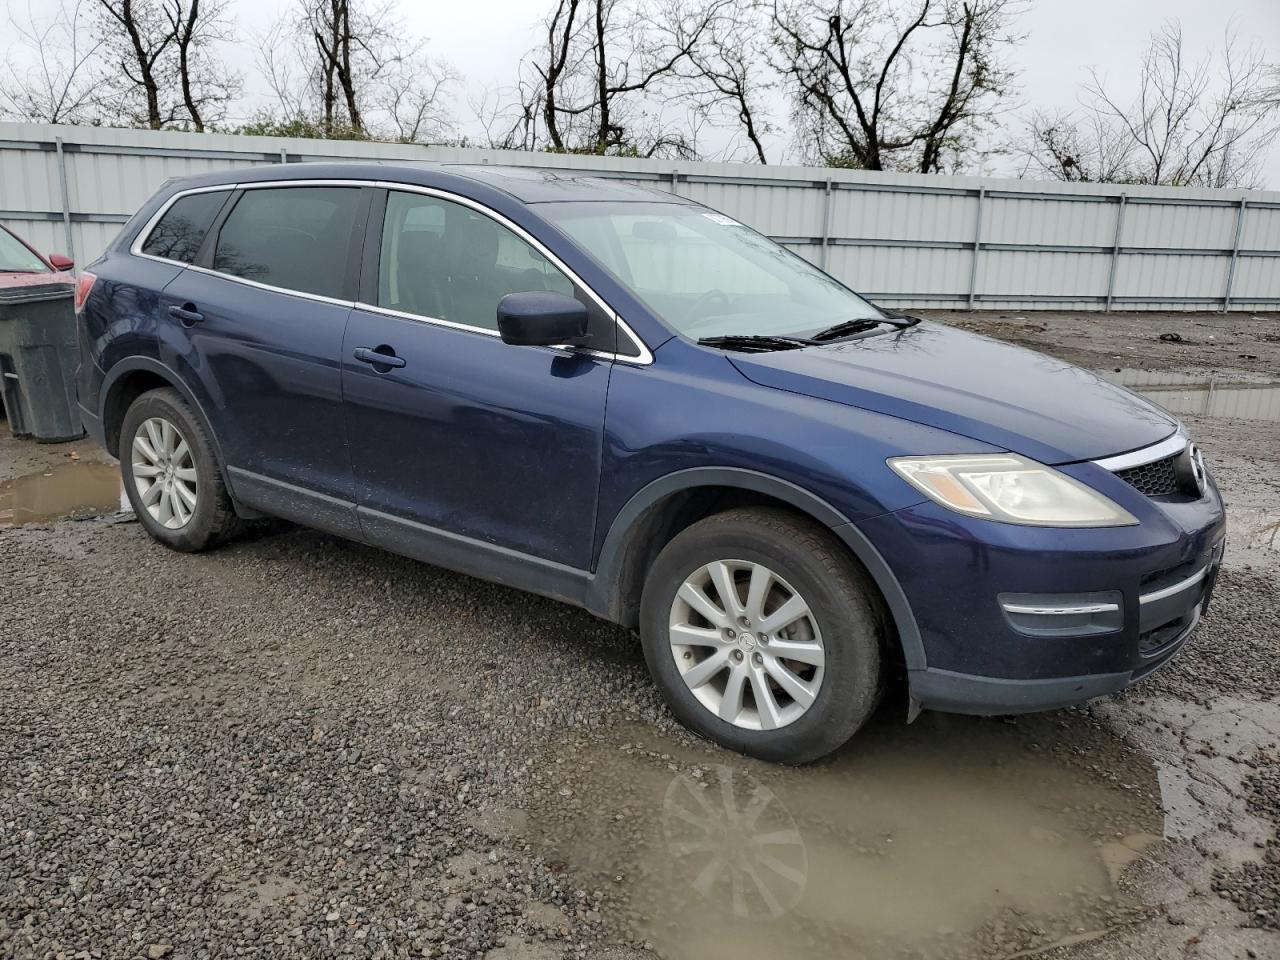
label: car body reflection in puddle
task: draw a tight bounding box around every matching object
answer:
[530,712,1162,960]
[0,461,125,527]
[1102,369,1280,422]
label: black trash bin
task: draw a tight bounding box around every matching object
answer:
[0,281,83,443]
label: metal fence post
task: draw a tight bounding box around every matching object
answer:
[670,168,679,196]
[966,187,985,309]
[1223,197,1248,312]
[1104,194,1127,311]
[819,178,834,270]
[279,147,288,164]
[54,137,76,266]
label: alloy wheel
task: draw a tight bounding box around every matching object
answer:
[668,560,825,731]
[131,416,198,529]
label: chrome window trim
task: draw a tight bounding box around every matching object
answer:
[129,178,654,366]
[351,301,624,364]
[1139,565,1208,605]
[184,262,357,308]
[129,183,237,267]
[370,181,652,365]
[1001,601,1120,616]
[1093,430,1188,472]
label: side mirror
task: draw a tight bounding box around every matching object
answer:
[497,291,589,348]
[47,253,74,271]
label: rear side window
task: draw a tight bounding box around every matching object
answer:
[213,187,361,299]
[140,190,228,263]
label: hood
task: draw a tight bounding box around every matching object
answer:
[729,322,1177,464]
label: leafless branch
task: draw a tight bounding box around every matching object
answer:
[770,0,1023,172]
[0,0,106,124]
[1017,21,1280,188]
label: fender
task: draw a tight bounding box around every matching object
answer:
[97,355,240,502]
[587,466,925,672]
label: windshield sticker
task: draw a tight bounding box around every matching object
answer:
[702,212,742,227]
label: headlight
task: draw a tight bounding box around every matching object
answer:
[888,454,1137,527]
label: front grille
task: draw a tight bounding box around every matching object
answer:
[1115,454,1181,497]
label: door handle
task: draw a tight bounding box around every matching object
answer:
[353,346,406,369]
[168,303,204,326]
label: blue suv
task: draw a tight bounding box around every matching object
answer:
[75,164,1225,761]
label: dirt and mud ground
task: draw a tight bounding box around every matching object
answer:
[1,311,1277,960]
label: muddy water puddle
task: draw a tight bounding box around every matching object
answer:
[530,713,1163,960]
[1101,369,1280,422]
[0,461,126,527]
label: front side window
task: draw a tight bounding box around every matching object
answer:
[0,227,50,273]
[140,190,229,264]
[213,187,361,299]
[378,190,574,331]
[541,201,883,340]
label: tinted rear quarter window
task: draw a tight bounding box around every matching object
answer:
[140,190,229,264]
[213,187,361,299]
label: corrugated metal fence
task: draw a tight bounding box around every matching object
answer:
[2,122,1279,311]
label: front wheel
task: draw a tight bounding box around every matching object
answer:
[639,508,885,763]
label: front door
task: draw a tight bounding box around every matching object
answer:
[341,188,614,571]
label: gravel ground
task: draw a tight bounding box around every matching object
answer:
[1,311,1278,960]
[919,310,1280,379]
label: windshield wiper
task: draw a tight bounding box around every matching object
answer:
[698,334,816,353]
[876,309,923,328]
[809,318,880,341]
[810,311,921,341]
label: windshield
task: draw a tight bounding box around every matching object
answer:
[541,201,882,339]
[0,228,49,273]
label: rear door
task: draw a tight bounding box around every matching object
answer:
[341,187,614,570]
[156,184,369,534]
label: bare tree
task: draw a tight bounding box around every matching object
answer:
[306,0,366,135]
[466,85,538,150]
[1018,107,1133,183]
[518,0,735,158]
[1019,22,1280,188]
[685,1,775,163]
[95,0,177,128]
[249,0,457,142]
[163,0,239,132]
[1,0,106,124]
[92,0,237,130]
[770,0,1022,172]
[378,51,460,143]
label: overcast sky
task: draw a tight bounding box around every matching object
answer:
[18,0,1280,183]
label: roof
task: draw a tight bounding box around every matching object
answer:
[441,164,673,203]
[169,161,679,205]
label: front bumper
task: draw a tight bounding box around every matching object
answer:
[857,462,1226,716]
[909,549,1218,714]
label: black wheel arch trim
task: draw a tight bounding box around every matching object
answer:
[98,356,238,500]
[587,466,925,671]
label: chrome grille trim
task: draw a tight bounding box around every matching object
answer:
[1093,430,1188,472]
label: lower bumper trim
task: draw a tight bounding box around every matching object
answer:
[910,667,1130,715]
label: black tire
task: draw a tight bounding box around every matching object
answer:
[639,507,885,764]
[118,387,242,552]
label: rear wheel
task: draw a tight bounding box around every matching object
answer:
[119,388,241,552]
[640,507,884,763]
